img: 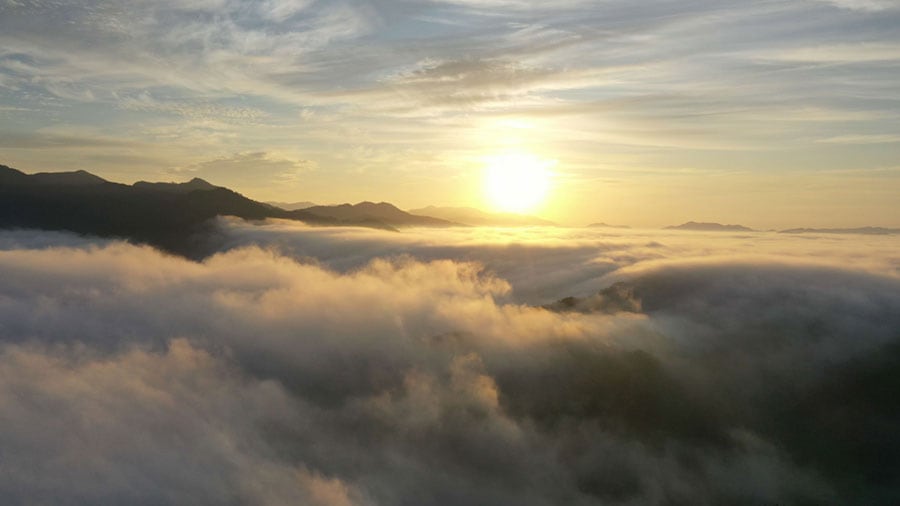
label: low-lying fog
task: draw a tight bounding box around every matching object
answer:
[1,221,898,505]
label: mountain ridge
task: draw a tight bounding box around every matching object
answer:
[267,200,316,211]
[779,227,899,235]
[0,165,447,257]
[587,222,631,229]
[133,178,220,193]
[304,202,459,227]
[665,221,754,232]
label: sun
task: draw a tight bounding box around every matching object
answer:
[483,153,554,214]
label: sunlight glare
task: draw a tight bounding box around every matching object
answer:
[483,153,555,214]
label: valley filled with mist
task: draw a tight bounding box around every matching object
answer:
[3,0,899,502]
[1,218,897,505]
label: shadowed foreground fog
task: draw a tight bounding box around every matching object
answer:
[0,224,898,505]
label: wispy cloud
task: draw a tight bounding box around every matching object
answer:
[816,133,900,144]
[1,0,899,220]
[118,93,270,122]
[757,42,900,63]
[176,151,316,187]
[814,0,900,12]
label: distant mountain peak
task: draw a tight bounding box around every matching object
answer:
[355,201,401,211]
[587,222,631,229]
[355,200,390,206]
[187,177,216,187]
[133,177,220,193]
[266,201,316,211]
[779,227,899,235]
[304,201,458,227]
[31,170,108,186]
[665,221,753,232]
[1,166,108,186]
[0,163,465,258]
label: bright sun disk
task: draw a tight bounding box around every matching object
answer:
[483,153,554,214]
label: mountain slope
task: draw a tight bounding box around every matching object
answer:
[304,202,458,227]
[0,165,396,257]
[586,222,631,229]
[779,227,899,235]
[267,201,316,211]
[30,170,108,186]
[665,221,754,232]
[0,165,107,186]
[133,178,220,193]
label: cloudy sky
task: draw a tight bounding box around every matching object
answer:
[1,0,899,227]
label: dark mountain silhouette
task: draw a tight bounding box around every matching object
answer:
[133,178,220,193]
[779,227,899,235]
[586,222,631,229]
[0,166,107,186]
[665,221,754,232]
[543,282,642,314]
[305,202,458,227]
[0,165,406,258]
[267,200,316,211]
[409,205,555,227]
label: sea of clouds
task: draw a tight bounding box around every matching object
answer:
[1,220,898,505]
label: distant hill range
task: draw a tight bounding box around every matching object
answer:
[779,227,899,235]
[306,202,457,227]
[133,178,220,194]
[266,201,316,211]
[0,167,107,186]
[409,206,555,227]
[662,221,898,235]
[0,165,456,257]
[586,222,630,229]
[665,221,754,232]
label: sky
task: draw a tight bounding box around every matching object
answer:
[1,0,899,227]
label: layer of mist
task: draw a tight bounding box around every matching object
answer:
[0,223,898,505]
